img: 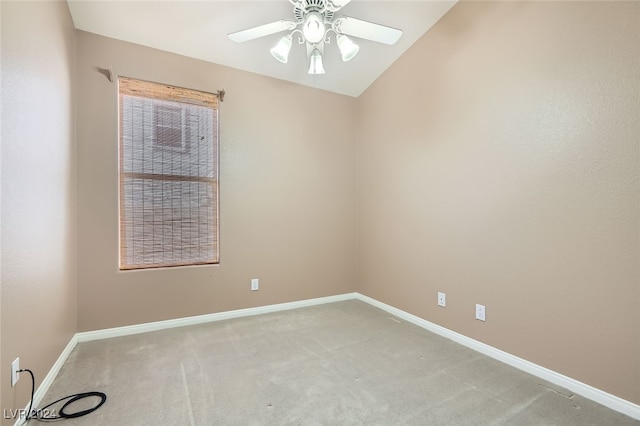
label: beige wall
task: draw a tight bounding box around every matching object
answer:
[357,1,640,405]
[1,1,77,423]
[75,31,358,331]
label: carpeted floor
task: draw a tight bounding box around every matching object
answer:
[36,300,638,425]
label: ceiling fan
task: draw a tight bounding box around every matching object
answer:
[227,0,403,75]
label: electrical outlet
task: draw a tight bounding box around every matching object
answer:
[475,304,486,321]
[251,278,259,291]
[437,292,446,307]
[11,358,19,387]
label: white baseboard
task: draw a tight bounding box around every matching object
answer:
[13,335,78,426]
[354,293,640,421]
[76,292,358,342]
[20,291,639,423]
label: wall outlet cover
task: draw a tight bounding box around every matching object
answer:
[476,304,486,321]
[11,358,19,387]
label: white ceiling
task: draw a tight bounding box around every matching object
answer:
[67,1,457,97]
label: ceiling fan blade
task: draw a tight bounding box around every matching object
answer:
[228,20,298,43]
[334,16,402,45]
[326,0,351,11]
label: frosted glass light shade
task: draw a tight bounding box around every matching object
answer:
[336,34,359,62]
[303,13,325,44]
[308,48,325,74]
[270,34,293,63]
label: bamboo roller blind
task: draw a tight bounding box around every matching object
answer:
[118,77,219,270]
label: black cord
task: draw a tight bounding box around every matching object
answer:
[37,391,107,421]
[20,369,35,421]
[18,369,106,422]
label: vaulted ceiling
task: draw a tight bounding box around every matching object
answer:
[67,1,457,97]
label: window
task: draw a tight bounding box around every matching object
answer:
[118,77,219,270]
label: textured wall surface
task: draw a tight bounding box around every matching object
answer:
[1,2,77,423]
[75,31,357,331]
[357,1,640,404]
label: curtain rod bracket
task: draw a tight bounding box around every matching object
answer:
[96,66,114,83]
[218,89,225,102]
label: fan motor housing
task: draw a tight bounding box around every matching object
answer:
[294,0,335,23]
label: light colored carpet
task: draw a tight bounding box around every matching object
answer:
[37,300,637,425]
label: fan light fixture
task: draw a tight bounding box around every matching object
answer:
[302,12,325,44]
[230,0,403,75]
[270,34,293,63]
[308,48,325,74]
[336,34,359,62]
